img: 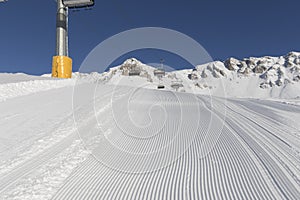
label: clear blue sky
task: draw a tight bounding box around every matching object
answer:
[0,0,299,75]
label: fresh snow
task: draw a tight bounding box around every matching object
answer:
[0,52,300,199]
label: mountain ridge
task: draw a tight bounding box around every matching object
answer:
[72,51,299,99]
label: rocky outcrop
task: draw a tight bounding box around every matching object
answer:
[190,51,300,89]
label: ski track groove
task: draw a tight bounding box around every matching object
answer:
[0,132,78,194]
[224,100,300,186]
[209,97,300,199]
[2,84,295,200]
[197,96,277,199]
[230,99,300,161]
[49,89,300,199]
[0,87,116,198]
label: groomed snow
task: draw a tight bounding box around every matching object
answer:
[0,61,299,199]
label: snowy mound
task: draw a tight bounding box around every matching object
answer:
[0,73,75,102]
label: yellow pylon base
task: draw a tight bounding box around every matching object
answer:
[52,56,72,78]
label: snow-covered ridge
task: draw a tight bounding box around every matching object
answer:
[223,51,300,87]
[187,52,300,86]
[182,52,300,98]
[75,52,300,99]
[1,52,299,100]
[0,76,75,102]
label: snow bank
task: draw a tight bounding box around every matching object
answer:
[0,78,75,102]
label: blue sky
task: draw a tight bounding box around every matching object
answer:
[0,0,299,75]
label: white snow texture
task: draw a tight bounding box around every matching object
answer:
[0,52,299,200]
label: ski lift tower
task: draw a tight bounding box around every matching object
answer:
[52,0,94,78]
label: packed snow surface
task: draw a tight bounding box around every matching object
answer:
[0,52,300,199]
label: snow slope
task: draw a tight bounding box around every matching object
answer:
[82,52,300,99]
[0,71,299,199]
[52,87,300,200]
